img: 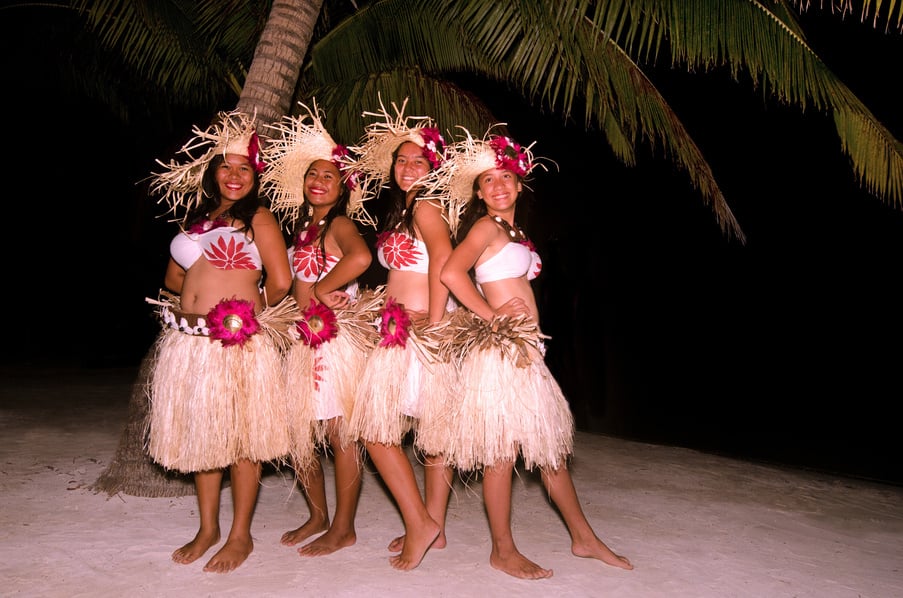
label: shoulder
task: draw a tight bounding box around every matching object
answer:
[329,215,360,235]
[472,215,501,235]
[412,199,443,217]
[251,207,280,226]
[461,215,502,246]
[412,200,448,229]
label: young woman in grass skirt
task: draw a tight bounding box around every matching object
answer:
[145,111,297,573]
[345,98,456,571]
[261,102,380,557]
[427,129,634,580]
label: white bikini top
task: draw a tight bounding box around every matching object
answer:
[290,244,340,282]
[170,223,262,271]
[376,231,430,274]
[473,241,542,284]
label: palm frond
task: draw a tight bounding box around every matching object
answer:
[636,0,903,208]
[805,0,903,32]
[68,0,261,102]
[307,0,745,240]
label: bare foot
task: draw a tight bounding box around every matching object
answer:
[281,518,328,546]
[387,519,440,571]
[298,528,356,557]
[387,531,447,553]
[572,537,634,570]
[203,536,253,573]
[490,548,553,580]
[172,529,220,565]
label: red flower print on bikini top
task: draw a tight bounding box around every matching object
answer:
[376,231,424,270]
[203,235,259,270]
[292,244,339,282]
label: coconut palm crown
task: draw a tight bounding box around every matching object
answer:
[64,0,903,244]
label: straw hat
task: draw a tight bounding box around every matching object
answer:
[149,110,265,216]
[346,96,447,207]
[262,101,373,230]
[417,126,539,237]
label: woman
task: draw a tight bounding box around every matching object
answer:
[146,111,295,573]
[346,98,455,571]
[261,105,377,557]
[435,131,634,580]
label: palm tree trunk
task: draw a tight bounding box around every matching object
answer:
[93,0,322,496]
[90,349,196,497]
[237,0,326,130]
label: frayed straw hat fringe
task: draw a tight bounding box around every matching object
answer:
[149,110,263,217]
[262,101,375,231]
[347,96,445,209]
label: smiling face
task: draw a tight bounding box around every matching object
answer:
[393,141,432,192]
[476,167,523,215]
[304,159,342,211]
[216,153,256,202]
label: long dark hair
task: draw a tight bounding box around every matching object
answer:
[455,173,533,244]
[291,162,354,278]
[380,143,426,238]
[183,154,262,236]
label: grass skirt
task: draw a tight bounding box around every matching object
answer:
[146,296,298,473]
[284,288,382,460]
[349,303,441,446]
[422,311,574,472]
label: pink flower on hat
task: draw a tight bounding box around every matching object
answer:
[248,132,266,173]
[490,135,532,177]
[418,127,446,169]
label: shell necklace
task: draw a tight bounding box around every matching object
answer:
[491,214,527,241]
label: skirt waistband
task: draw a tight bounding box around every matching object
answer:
[161,306,209,336]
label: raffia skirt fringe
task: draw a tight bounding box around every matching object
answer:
[284,287,382,464]
[145,296,298,473]
[349,307,442,446]
[420,312,574,472]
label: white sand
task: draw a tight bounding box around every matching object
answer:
[1,366,901,598]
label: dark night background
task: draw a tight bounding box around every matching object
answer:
[2,8,900,485]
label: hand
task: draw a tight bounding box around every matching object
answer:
[496,297,528,319]
[317,289,351,310]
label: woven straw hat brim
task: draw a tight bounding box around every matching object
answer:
[262,102,375,230]
[149,110,259,216]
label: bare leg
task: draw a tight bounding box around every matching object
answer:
[172,469,223,565]
[299,418,361,556]
[203,459,261,573]
[281,456,329,546]
[541,466,633,570]
[388,453,452,552]
[483,462,553,580]
[366,441,439,571]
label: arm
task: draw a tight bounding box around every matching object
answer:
[163,258,185,294]
[440,217,495,321]
[253,207,292,306]
[312,216,372,308]
[415,200,453,324]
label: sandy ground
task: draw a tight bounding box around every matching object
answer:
[1,365,902,598]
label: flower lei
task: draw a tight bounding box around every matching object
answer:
[295,300,338,348]
[296,223,320,248]
[375,230,393,250]
[206,298,260,347]
[490,135,532,177]
[379,298,412,348]
[248,131,266,174]
[417,127,446,169]
[187,217,229,235]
